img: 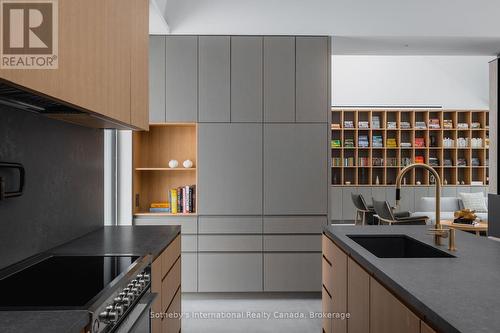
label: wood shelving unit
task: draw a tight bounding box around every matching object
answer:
[133,123,197,216]
[331,108,489,186]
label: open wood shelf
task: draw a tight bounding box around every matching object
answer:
[133,212,198,217]
[135,167,196,171]
[133,123,197,215]
[331,108,489,186]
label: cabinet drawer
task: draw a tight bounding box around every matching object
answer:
[264,253,321,292]
[198,235,262,252]
[181,253,197,292]
[134,216,197,234]
[151,257,162,333]
[198,253,262,292]
[264,235,321,252]
[162,236,181,280]
[322,234,336,263]
[264,216,326,234]
[322,255,333,295]
[162,287,181,333]
[182,235,197,252]
[322,286,332,333]
[199,216,262,234]
[161,258,181,312]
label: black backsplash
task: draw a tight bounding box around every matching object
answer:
[0,106,103,269]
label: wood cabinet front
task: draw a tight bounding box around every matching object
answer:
[347,257,370,333]
[151,234,182,333]
[0,0,148,129]
[321,235,347,333]
[322,234,437,333]
[370,278,420,333]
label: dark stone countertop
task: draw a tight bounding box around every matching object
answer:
[0,226,180,333]
[50,225,181,259]
[324,225,500,333]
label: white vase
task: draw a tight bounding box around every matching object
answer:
[183,160,193,168]
[168,160,179,168]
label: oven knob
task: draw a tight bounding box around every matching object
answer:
[98,311,109,321]
[131,279,138,285]
[143,273,151,282]
[137,278,146,287]
[107,311,119,322]
[131,287,141,295]
[114,304,124,316]
[122,288,130,294]
[121,296,131,307]
[127,292,136,301]
[106,305,114,312]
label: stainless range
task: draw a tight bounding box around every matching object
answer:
[0,254,156,333]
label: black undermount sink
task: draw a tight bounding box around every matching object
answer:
[347,234,455,258]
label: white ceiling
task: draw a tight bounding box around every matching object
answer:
[333,37,500,55]
[156,0,500,55]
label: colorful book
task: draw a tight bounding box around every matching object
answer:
[170,189,178,214]
[149,207,171,213]
[428,118,440,129]
[414,137,425,148]
[150,202,169,208]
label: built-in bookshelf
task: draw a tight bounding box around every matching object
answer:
[331,109,489,186]
[133,123,197,215]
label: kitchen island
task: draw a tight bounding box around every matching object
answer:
[0,226,180,333]
[323,225,500,333]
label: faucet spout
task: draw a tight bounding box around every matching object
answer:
[395,163,442,238]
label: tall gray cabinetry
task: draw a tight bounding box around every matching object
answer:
[141,35,330,292]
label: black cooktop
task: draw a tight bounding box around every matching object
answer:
[0,255,139,309]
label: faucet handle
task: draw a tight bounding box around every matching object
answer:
[428,228,449,238]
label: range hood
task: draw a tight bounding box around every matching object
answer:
[0,79,134,129]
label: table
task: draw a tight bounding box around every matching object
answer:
[440,220,488,236]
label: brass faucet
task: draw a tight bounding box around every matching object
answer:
[395,163,456,250]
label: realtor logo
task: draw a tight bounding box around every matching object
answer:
[1,0,58,69]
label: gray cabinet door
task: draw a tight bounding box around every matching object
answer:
[198,36,230,122]
[198,124,263,215]
[264,124,328,215]
[149,36,165,123]
[330,187,343,220]
[182,253,197,292]
[264,253,321,292]
[198,253,262,292]
[295,37,329,123]
[342,187,358,220]
[198,235,262,252]
[182,235,197,252]
[263,216,326,234]
[165,36,198,122]
[263,37,295,122]
[231,37,263,122]
[264,235,321,252]
[134,216,197,234]
[199,216,262,234]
